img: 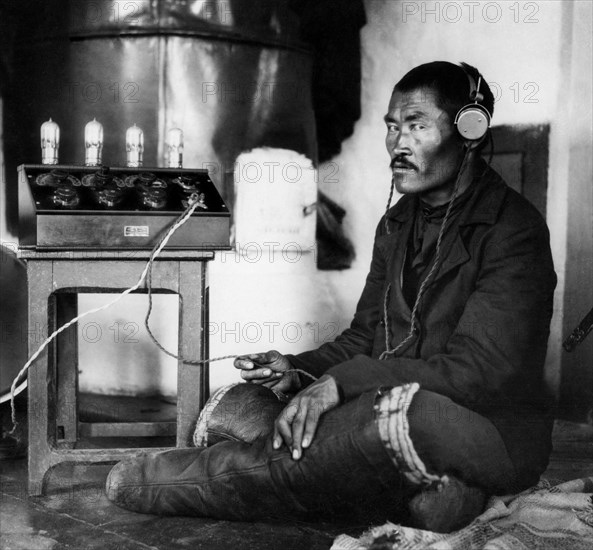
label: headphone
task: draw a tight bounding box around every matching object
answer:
[454,67,491,141]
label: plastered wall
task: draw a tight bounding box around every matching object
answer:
[2,1,591,406]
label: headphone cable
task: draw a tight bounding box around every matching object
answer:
[380,144,473,360]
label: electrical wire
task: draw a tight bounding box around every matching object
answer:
[383,173,396,234]
[142,243,317,380]
[8,193,203,433]
[7,191,317,435]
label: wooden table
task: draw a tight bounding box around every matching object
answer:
[18,249,214,495]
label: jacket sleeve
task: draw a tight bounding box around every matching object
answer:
[286,221,387,380]
[325,218,557,410]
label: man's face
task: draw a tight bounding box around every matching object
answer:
[385,88,464,205]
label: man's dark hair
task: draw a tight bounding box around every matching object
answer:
[394,61,495,132]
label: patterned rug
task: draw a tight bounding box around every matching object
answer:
[332,477,593,550]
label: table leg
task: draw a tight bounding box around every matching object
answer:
[55,292,78,448]
[27,261,54,495]
[177,261,207,446]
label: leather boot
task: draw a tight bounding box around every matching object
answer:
[193,383,287,447]
[106,389,408,522]
[407,476,487,533]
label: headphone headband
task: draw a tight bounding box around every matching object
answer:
[468,74,485,103]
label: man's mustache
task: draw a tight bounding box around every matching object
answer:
[390,157,418,170]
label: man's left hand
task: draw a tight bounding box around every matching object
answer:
[273,374,340,460]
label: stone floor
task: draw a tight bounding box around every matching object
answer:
[1,420,592,550]
[1,457,357,550]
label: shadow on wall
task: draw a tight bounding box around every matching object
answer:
[0,245,28,400]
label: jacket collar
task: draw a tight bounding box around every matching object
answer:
[386,158,507,227]
[381,158,509,292]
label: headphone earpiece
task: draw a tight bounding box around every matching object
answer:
[455,103,490,140]
[455,70,491,141]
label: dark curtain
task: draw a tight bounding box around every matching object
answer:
[290,0,366,163]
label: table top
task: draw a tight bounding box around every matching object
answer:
[17,248,217,261]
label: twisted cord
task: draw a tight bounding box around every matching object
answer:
[380,146,472,360]
[144,290,316,381]
[142,226,318,382]
[143,283,317,381]
[380,282,418,360]
[8,192,318,437]
[382,283,394,355]
[383,173,396,235]
[8,194,200,434]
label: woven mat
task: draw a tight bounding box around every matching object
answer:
[332,477,593,550]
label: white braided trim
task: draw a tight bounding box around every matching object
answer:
[193,383,240,447]
[376,383,448,488]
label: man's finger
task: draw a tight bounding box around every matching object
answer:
[272,421,283,450]
[240,367,273,380]
[244,353,267,360]
[234,353,266,369]
[274,415,293,451]
[263,349,281,362]
[290,402,308,460]
[274,402,299,450]
[301,404,322,450]
[234,359,254,369]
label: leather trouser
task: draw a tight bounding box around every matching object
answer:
[106,388,410,522]
[106,385,517,522]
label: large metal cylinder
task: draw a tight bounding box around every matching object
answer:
[3,0,316,234]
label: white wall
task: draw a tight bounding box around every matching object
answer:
[551,0,593,414]
[3,1,590,400]
[323,0,563,291]
[78,148,323,396]
[317,0,583,395]
[210,0,584,393]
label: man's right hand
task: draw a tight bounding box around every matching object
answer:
[234,350,299,394]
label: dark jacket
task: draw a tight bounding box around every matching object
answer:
[288,161,557,486]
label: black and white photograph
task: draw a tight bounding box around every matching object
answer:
[1,1,592,548]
